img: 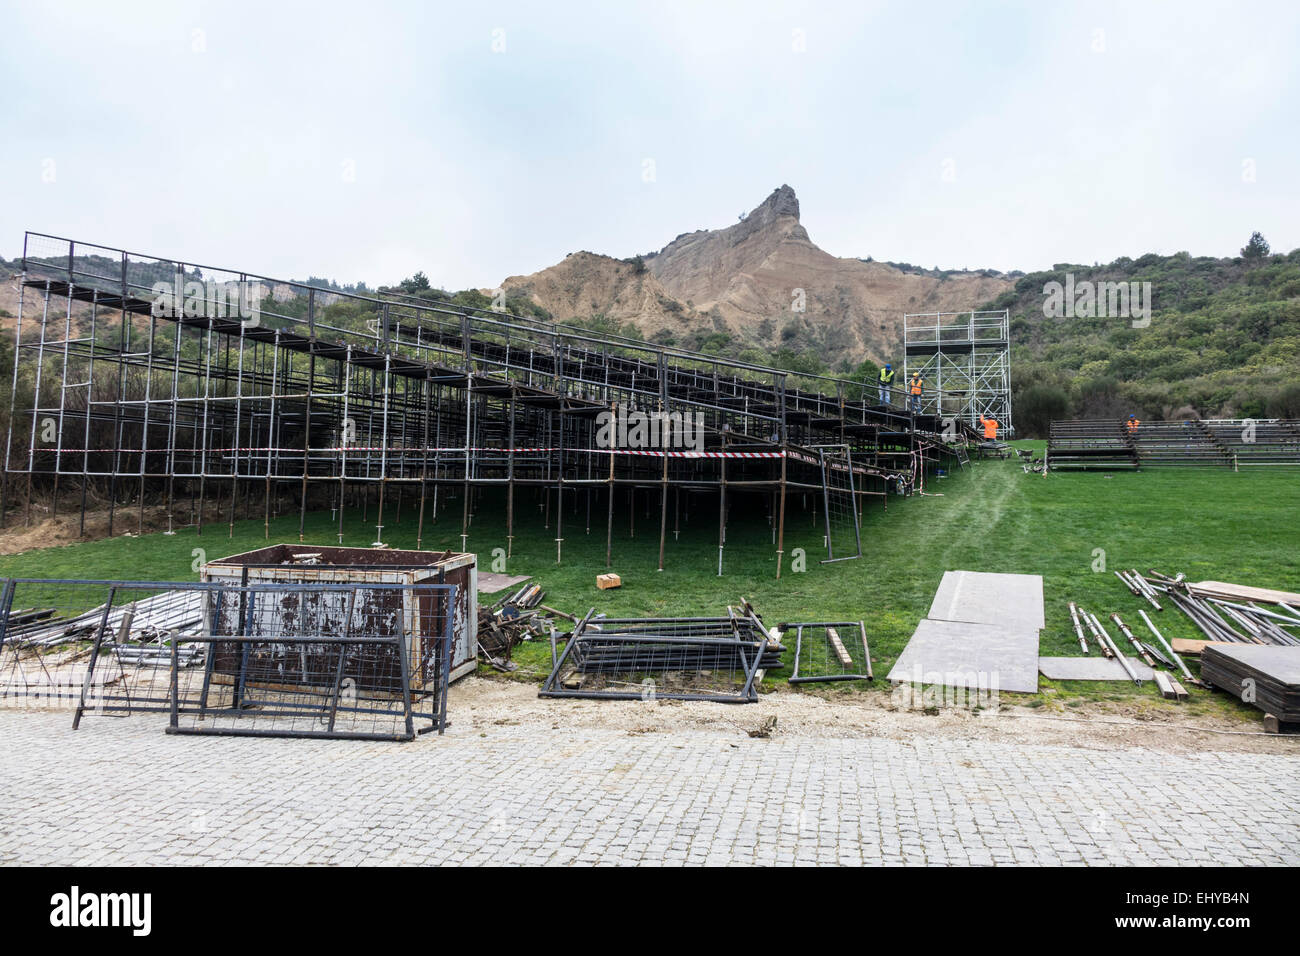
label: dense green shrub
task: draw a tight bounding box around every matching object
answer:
[1016,384,1069,437]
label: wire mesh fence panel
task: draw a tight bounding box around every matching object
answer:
[785,621,873,684]
[175,582,454,741]
[540,610,769,703]
[0,579,198,717]
[815,446,862,563]
[0,580,455,741]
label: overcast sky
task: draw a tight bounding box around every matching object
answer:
[2,0,1296,288]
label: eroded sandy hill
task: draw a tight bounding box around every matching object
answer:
[501,185,1013,364]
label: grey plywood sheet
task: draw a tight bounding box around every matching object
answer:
[928,571,1045,632]
[1038,656,1153,681]
[1204,645,1300,685]
[476,573,532,594]
[1201,645,1300,721]
[887,618,1040,694]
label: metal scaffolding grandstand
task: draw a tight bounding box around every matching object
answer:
[3,233,971,575]
[1048,418,1300,469]
[903,310,1011,433]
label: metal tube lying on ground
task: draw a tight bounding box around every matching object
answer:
[1088,612,1138,683]
[1079,608,1111,657]
[1129,570,1164,611]
[1141,608,1196,685]
[1089,613,1141,685]
[1068,602,1089,653]
[1110,613,1155,666]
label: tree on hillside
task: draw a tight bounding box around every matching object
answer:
[399,271,431,293]
[1267,383,1300,418]
[841,358,881,402]
[850,357,880,383]
[451,289,492,310]
[1016,384,1069,438]
[1241,232,1271,261]
[1075,377,1134,419]
[769,347,827,376]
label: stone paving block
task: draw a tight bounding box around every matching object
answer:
[0,712,1295,866]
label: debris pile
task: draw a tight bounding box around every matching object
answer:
[2,590,205,656]
[1056,569,1300,705]
[477,582,573,671]
[1016,447,1045,473]
[1064,600,1193,693]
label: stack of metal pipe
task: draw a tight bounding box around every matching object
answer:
[1137,571,1300,647]
[3,590,206,650]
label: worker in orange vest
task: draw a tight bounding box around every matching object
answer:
[979,415,999,441]
[1126,414,1140,434]
[909,373,923,413]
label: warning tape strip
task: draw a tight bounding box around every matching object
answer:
[35,445,787,459]
[32,445,919,480]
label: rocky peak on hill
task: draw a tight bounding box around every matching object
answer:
[500,186,1012,366]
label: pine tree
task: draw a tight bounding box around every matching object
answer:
[1241,231,1270,261]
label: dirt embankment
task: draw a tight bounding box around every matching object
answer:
[452,676,1300,756]
[0,503,225,556]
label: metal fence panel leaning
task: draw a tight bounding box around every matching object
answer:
[0,578,457,741]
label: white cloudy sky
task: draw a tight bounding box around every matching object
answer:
[2,0,1296,288]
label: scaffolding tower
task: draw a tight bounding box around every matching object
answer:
[903,310,1012,434]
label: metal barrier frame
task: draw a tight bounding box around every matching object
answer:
[539,611,767,703]
[786,620,874,684]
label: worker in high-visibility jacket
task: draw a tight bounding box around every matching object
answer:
[877,364,895,405]
[909,373,923,414]
[979,415,999,441]
[1126,414,1140,434]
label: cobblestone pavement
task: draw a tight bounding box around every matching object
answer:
[1,710,1296,865]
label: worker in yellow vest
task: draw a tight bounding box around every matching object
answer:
[877,364,895,405]
[909,373,923,414]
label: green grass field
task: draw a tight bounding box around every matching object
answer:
[3,445,1296,721]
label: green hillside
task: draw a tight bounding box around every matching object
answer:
[984,238,1300,435]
